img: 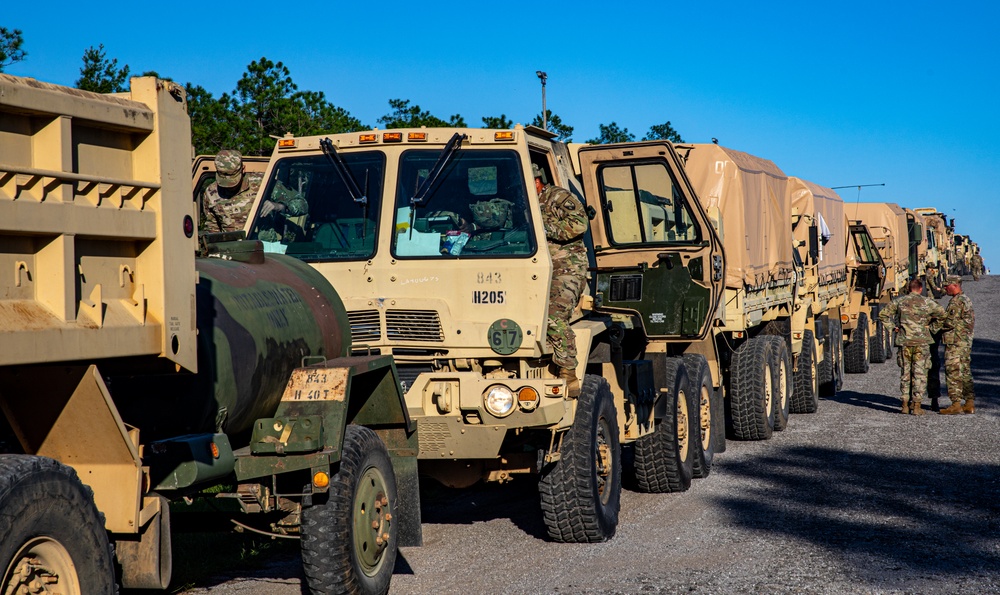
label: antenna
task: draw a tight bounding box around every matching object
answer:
[831,183,885,220]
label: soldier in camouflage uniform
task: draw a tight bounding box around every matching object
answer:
[202,150,263,233]
[879,278,947,415]
[924,262,944,298]
[971,252,984,281]
[536,164,588,398]
[939,275,976,414]
[255,179,310,243]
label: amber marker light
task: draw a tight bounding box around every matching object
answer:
[359,133,378,144]
[408,132,428,142]
[494,131,514,141]
[313,471,330,489]
[277,138,297,148]
[210,441,220,459]
[383,132,403,143]
[841,314,850,323]
[517,387,539,411]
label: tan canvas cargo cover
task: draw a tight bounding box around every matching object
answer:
[851,202,908,293]
[682,144,792,289]
[788,177,846,284]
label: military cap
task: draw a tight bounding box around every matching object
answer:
[215,149,244,189]
[945,275,962,285]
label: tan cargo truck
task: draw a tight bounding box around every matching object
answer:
[0,75,418,595]
[246,126,729,542]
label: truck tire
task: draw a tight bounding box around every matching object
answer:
[539,375,621,543]
[845,313,871,374]
[634,359,697,491]
[729,336,776,441]
[869,318,888,364]
[769,337,791,432]
[790,329,819,414]
[683,354,716,478]
[0,455,117,595]
[819,319,844,396]
[302,425,397,595]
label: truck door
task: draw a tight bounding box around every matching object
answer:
[575,142,725,339]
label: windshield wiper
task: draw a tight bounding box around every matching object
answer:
[410,132,467,208]
[320,138,366,206]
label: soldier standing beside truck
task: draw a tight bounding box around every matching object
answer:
[939,275,976,415]
[879,279,947,414]
[535,163,588,398]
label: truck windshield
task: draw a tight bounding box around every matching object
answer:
[392,149,536,258]
[247,152,385,261]
[598,161,701,245]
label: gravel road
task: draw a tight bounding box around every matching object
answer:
[180,275,1000,595]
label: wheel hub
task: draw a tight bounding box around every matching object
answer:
[3,538,80,595]
[595,419,612,503]
[700,385,712,451]
[353,467,392,577]
[676,390,690,460]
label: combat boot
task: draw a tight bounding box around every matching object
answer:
[900,399,909,415]
[558,367,581,398]
[939,401,964,415]
[963,399,976,414]
[911,401,925,416]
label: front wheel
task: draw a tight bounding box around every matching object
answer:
[539,375,621,543]
[0,455,117,595]
[301,425,398,595]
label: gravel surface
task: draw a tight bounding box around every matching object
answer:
[179,276,1000,595]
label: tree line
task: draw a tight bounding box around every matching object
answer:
[0,30,684,155]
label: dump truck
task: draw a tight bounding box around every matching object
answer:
[0,74,418,595]
[245,126,728,543]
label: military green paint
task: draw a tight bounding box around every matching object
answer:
[195,253,352,435]
[149,433,236,491]
[487,318,523,355]
[251,415,324,455]
[597,253,710,337]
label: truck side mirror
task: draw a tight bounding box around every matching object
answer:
[808,225,820,262]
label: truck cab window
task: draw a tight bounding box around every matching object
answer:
[600,162,701,245]
[248,152,385,261]
[392,149,536,258]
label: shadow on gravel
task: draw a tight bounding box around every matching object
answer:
[824,389,899,413]
[713,445,1000,576]
[417,476,549,540]
[971,338,1000,401]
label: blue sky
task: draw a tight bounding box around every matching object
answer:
[6,1,999,264]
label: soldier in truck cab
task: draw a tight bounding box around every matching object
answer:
[535,162,588,398]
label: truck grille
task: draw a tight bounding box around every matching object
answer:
[395,364,434,394]
[386,309,444,342]
[348,310,381,343]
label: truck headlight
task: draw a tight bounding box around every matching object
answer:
[484,385,515,418]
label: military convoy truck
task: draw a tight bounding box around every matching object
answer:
[245,126,729,542]
[0,75,418,594]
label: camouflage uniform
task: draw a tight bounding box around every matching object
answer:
[202,150,263,233]
[924,265,944,298]
[942,276,975,411]
[971,254,984,280]
[470,198,514,239]
[540,185,588,370]
[255,180,310,243]
[879,291,947,413]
